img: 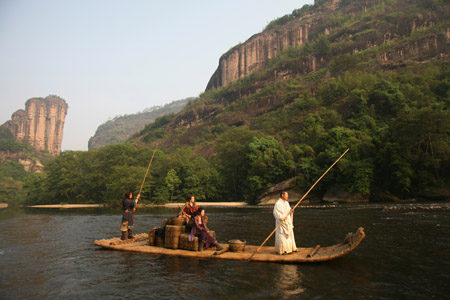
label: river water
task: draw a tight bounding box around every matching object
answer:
[0,203,449,299]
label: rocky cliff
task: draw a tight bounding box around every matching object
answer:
[206,0,449,90]
[206,0,340,89]
[2,96,68,156]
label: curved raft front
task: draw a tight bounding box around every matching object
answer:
[94,227,365,263]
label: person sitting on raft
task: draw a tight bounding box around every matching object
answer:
[178,195,198,219]
[120,191,140,240]
[191,208,223,251]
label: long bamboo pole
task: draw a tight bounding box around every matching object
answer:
[136,148,157,203]
[248,148,350,261]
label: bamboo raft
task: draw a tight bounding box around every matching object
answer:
[94,227,365,263]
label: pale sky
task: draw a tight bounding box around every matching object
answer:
[0,0,312,150]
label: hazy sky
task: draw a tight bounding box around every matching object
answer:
[0,0,312,150]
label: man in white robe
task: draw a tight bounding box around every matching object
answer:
[273,191,298,255]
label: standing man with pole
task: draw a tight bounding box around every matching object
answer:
[248,148,349,260]
[273,191,297,255]
[121,192,140,240]
[119,148,157,240]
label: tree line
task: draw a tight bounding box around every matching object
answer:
[21,62,449,205]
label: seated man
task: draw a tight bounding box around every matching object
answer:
[190,208,223,251]
[178,195,198,219]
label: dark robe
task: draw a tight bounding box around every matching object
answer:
[191,215,216,248]
[121,197,136,228]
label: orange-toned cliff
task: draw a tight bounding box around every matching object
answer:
[2,96,68,156]
[206,0,449,90]
[205,1,337,90]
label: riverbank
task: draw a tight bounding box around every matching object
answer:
[140,202,248,208]
[23,202,248,208]
[25,204,105,208]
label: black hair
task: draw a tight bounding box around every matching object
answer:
[124,191,132,199]
[280,191,287,197]
[193,207,204,217]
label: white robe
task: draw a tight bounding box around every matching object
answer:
[273,198,297,254]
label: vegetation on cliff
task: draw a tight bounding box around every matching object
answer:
[88,98,192,149]
[18,0,450,205]
[0,127,51,204]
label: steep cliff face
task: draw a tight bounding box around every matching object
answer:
[2,96,68,156]
[206,0,449,90]
[206,0,343,90]
[206,16,316,90]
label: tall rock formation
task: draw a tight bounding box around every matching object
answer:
[206,0,449,90]
[206,1,334,90]
[206,20,313,90]
[2,95,68,156]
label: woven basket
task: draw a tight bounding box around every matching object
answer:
[228,239,246,252]
[172,217,187,226]
[179,233,199,251]
[164,225,185,249]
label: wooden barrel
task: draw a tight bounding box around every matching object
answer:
[148,229,156,246]
[164,225,185,249]
[228,239,246,252]
[179,233,199,251]
[172,217,187,226]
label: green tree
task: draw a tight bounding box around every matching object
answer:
[164,169,181,202]
[245,136,295,202]
[217,127,259,201]
[368,80,407,117]
[313,35,330,58]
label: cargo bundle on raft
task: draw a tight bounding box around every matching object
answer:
[94,216,366,263]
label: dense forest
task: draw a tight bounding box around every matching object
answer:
[23,62,448,205]
[3,0,450,205]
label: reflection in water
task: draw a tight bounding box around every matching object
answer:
[0,205,449,299]
[273,264,305,299]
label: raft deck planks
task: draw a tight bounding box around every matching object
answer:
[94,227,365,263]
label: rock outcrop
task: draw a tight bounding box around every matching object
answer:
[0,151,44,173]
[206,17,316,90]
[206,0,449,90]
[206,0,342,90]
[2,96,68,156]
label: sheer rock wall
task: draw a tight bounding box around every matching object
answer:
[206,0,449,90]
[2,96,68,156]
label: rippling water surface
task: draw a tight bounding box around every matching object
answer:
[0,203,449,299]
